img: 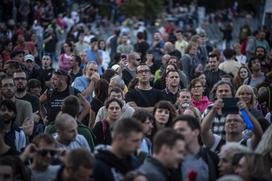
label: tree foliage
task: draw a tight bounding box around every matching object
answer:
[118,0,165,21]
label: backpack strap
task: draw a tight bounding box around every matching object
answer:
[101,120,108,141]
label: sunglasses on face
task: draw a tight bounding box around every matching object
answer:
[37,149,57,157]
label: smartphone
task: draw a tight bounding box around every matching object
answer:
[121,54,127,60]
[222,97,239,115]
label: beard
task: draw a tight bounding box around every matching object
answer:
[16,86,26,92]
[1,114,15,124]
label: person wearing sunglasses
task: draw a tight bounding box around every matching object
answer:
[122,52,141,86]
[20,134,61,181]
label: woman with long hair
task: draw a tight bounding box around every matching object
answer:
[92,98,123,145]
[58,42,73,72]
[234,65,251,89]
[151,100,176,138]
[89,79,109,127]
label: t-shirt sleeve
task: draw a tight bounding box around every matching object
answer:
[125,90,136,103]
[72,78,85,92]
[78,134,90,151]
[210,134,222,152]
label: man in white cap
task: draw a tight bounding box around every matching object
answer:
[24,54,40,79]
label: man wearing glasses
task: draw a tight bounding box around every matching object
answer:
[125,63,162,112]
[20,134,61,181]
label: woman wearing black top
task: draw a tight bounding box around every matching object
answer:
[92,98,123,146]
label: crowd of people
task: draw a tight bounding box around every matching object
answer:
[0,0,272,181]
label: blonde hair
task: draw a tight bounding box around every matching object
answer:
[235,85,256,108]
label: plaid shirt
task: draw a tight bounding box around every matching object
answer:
[202,104,226,137]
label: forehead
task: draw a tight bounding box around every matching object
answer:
[14,72,26,77]
[240,68,247,72]
[179,91,191,96]
[1,78,14,84]
[87,63,98,69]
[110,91,122,96]
[137,65,149,70]
[108,101,120,107]
[217,84,231,91]
[167,71,179,77]
[226,114,242,120]
[174,120,190,129]
[42,56,51,60]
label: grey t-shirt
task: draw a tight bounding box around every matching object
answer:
[182,154,209,181]
[31,165,60,181]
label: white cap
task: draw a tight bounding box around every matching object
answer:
[111,64,120,72]
[24,54,35,62]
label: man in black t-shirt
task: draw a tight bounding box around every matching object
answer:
[13,70,40,112]
[40,70,80,123]
[38,55,54,92]
[125,64,162,112]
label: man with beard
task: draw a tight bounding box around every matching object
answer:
[244,57,265,89]
[13,70,40,112]
[0,100,26,152]
[255,46,271,74]
[122,52,141,86]
[161,69,181,104]
[0,75,32,126]
[40,70,80,123]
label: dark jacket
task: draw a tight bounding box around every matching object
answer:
[138,156,170,181]
[93,148,141,181]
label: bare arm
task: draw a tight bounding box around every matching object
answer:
[238,101,263,149]
[201,99,224,148]
[127,101,154,113]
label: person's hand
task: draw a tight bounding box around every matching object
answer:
[32,111,41,123]
[212,98,224,114]
[57,148,67,162]
[39,89,48,104]
[21,143,38,160]
[237,100,247,110]
[90,72,99,82]
[21,118,34,136]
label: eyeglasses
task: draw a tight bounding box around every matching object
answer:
[192,85,203,89]
[137,69,150,74]
[37,149,57,157]
[225,119,242,124]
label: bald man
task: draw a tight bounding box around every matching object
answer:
[54,113,90,151]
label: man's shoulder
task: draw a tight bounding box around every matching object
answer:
[15,98,32,107]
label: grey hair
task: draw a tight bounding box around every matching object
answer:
[216,175,243,181]
[110,75,126,90]
[222,142,251,157]
[255,124,272,155]
[55,113,77,130]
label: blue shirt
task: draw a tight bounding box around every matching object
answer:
[85,48,103,75]
[72,75,93,102]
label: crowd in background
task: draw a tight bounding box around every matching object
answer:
[0,0,272,181]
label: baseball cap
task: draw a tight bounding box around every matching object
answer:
[24,54,35,62]
[111,64,120,72]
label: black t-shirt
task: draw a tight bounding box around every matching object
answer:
[125,88,162,107]
[91,97,104,115]
[17,93,40,112]
[161,89,179,104]
[47,87,80,122]
[92,120,112,146]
